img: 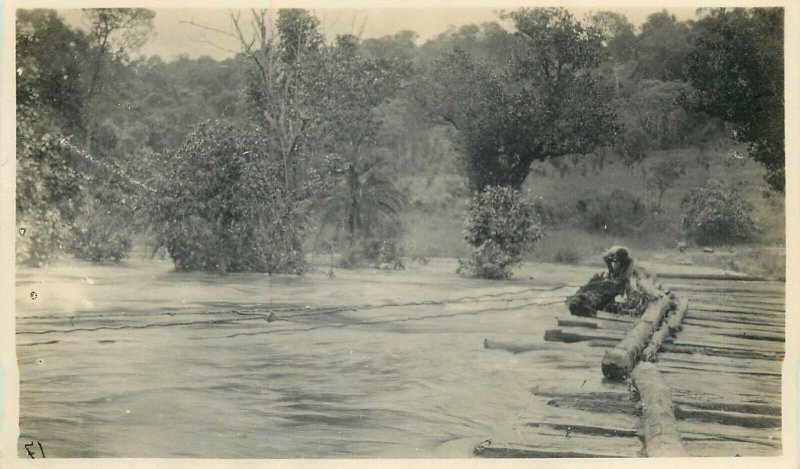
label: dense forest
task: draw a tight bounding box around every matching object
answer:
[16,8,785,278]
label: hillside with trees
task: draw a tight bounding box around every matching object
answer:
[16,7,785,279]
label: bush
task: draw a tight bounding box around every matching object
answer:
[68,185,135,263]
[151,121,308,274]
[575,189,647,236]
[458,186,544,279]
[681,181,759,245]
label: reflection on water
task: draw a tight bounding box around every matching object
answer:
[17,259,586,458]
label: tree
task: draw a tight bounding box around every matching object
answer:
[81,8,155,153]
[314,35,408,262]
[587,11,636,95]
[646,158,687,211]
[16,10,89,265]
[633,11,692,82]
[684,8,784,192]
[420,8,619,192]
[151,121,310,273]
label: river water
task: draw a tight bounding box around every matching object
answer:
[16,257,602,458]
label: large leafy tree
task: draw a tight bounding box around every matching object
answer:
[632,11,692,82]
[684,8,784,192]
[16,10,90,264]
[421,8,619,192]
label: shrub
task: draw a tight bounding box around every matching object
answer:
[150,121,308,274]
[681,181,759,245]
[575,189,647,236]
[68,185,135,263]
[458,186,544,279]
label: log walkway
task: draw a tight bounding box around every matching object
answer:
[476,273,784,458]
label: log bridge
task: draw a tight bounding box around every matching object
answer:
[478,270,784,458]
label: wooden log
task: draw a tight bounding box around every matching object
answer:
[668,335,784,353]
[474,445,623,458]
[708,330,784,343]
[556,316,599,329]
[674,407,781,429]
[483,338,554,354]
[602,296,672,380]
[682,312,784,328]
[657,342,784,360]
[681,318,784,334]
[595,311,638,323]
[655,273,764,281]
[545,328,623,343]
[673,399,781,417]
[642,319,674,363]
[632,363,687,457]
[691,303,785,316]
[667,297,689,334]
[638,275,665,300]
[525,422,641,439]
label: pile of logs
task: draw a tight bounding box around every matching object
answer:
[559,269,692,456]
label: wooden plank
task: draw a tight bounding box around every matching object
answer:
[602,296,672,380]
[682,318,784,335]
[655,273,764,281]
[682,439,781,457]
[475,444,634,458]
[663,370,781,401]
[632,363,687,457]
[670,334,785,353]
[658,343,784,360]
[483,338,556,354]
[664,279,786,293]
[658,362,781,378]
[556,316,633,331]
[541,395,641,416]
[657,351,781,373]
[545,328,624,343]
[673,399,781,417]
[595,311,638,323]
[681,430,780,448]
[525,422,640,439]
[705,330,784,343]
[675,407,781,428]
[682,311,784,328]
[658,358,782,376]
[675,294,784,308]
[691,303,785,316]
[556,316,598,329]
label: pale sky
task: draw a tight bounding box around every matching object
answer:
[55,7,697,62]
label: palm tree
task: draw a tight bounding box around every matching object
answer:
[317,154,406,265]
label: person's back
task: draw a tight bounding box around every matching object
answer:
[603,246,636,295]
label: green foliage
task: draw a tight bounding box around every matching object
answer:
[575,189,647,236]
[151,121,309,273]
[685,8,784,192]
[459,186,543,279]
[681,181,759,246]
[16,104,86,265]
[634,10,692,81]
[421,8,619,191]
[68,195,133,262]
[646,158,687,209]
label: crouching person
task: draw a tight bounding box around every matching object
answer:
[603,246,637,297]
